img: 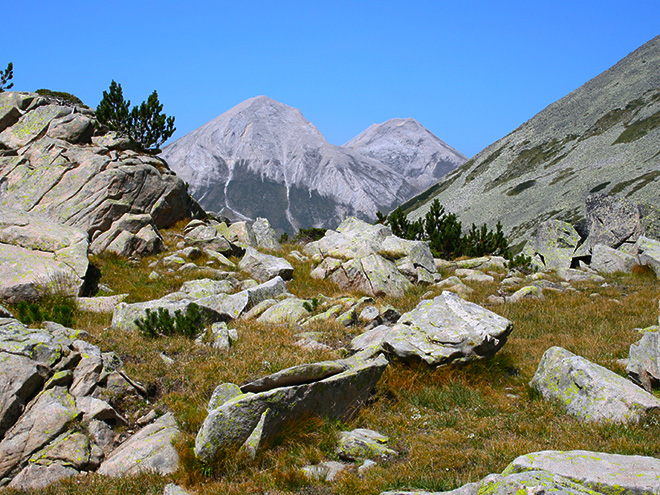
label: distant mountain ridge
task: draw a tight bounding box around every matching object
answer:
[160,96,466,233]
[344,118,467,191]
[404,34,660,247]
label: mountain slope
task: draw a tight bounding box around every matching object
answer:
[161,97,463,233]
[344,118,467,191]
[405,35,660,247]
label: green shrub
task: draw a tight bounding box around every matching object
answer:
[383,199,510,259]
[16,299,75,327]
[135,303,204,338]
[36,88,86,106]
[292,227,326,244]
[506,252,536,273]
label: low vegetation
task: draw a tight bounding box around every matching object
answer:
[3,222,660,495]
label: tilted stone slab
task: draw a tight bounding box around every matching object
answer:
[241,361,347,393]
[195,355,388,462]
[98,412,179,476]
[503,449,660,495]
[252,217,281,251]
[0,386,79,480]
[0,104,72,148]
[530,346,660,422]
[352,291,513,367]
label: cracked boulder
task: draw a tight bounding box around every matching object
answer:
[627,329,660,391]
[303,217,436,297]
[351,291,513,367]
[530,346,660,422]
[194,354,388,462]
[522,219,581,271]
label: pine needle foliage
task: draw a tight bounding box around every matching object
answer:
[134,303,204,338]
[383,199,510,259]
[96,80,175,151]
[0,62,14,92]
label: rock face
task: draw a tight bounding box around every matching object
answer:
[530,346,660,422]
[522,220,581,270]
[304,217,435,297]
[0,91,202,257]
[0,206,89,302]
[0,317,178,486]
[343,118,467,191]
[160,96,464,233]
[405,35,660,246]
[627,329,660,391]
[194,354,388,462]
[351,291,513,367]
[503,449,660,495]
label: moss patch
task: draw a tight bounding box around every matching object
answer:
[614,110,660,144]
[610,171,660,196]
[506,179,537,196]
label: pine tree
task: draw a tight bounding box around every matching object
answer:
[96,80,131,134]
[127,90,176,150]
[96,81,176,151]
[0,63,14,92]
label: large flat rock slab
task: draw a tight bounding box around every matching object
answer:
[0,207,88,302]
[503,449,660,495]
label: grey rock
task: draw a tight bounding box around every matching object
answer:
[241,361,347,393]
[256,298,310,324]
[556,268,605,283]
[523,220,580,271]
[503,449,660,495]
[336,428,398,462]
[90,213,163,257]
[98,412,179,476]
[301,460,349,482]
[351,291,513,367]
[28,430,93,469]
[8,463,79,490]
[0,97,202,250]
[87,419,115,453]
[508,286,545,303]
[164,483,193,495]
[591,244,638,273]
[208,383,243,411]
[195,355,388,461]
[0,207,89,303]
[627,329,660,391]
[0,387,79,479]
[46,113,94,144]
[224,221,257,249]
[637,236,660,276]
[479,470,604,495]
[239,247,293,282]
[331,254,413,297]
[530,346,660,422]
[183,222,233,253]
[76,294,128,313]
[252,217,281,251]
[0,352,46,438]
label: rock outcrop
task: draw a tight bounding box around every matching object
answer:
[351,291,513,367]
[0,91,203,258]
[0,206,89,302]
[304,217,436,297]
[0,317,179,487]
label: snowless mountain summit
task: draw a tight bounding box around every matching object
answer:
[161,96,465,233]
[344,117,467,191]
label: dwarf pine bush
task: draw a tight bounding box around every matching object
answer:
[135,303,204,338]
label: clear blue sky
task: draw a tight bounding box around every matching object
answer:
[5,1,659,157]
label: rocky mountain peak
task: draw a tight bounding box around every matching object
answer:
[162,99,465,233]
[344,117,467,190]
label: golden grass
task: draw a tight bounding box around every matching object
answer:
[5,235,660,495]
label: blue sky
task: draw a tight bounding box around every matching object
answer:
[5,1,659,157]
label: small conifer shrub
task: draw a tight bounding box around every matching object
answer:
[134,303,204,338]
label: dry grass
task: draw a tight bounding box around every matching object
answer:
[5,236,660,495]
